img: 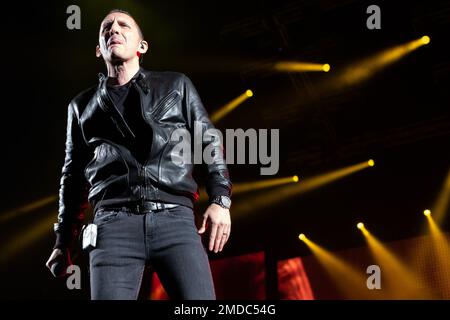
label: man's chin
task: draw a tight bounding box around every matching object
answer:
[108,51,129,63]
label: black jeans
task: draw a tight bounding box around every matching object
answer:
[89,205,216,300]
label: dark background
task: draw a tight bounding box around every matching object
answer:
[0,0,449,299]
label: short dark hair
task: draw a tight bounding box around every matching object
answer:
[106,9,144,40]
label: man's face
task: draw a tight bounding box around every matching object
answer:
[97,12,142,63]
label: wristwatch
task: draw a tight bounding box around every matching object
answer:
[211,195,232,209]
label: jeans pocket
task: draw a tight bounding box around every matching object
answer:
[93,210,122,226]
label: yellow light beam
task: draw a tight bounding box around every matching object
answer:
[232,174,300,194]
[430,168,450,225]
[416,168,450,298]
[415,207,450,299]
[211,90,253,123]
[357,222,369,236]
[274,61,331,73]
[424,212,450,298]
[197,175,300,203]
[425,211,449,245]
[231,160,373,217]
[0,195,58,224]
[0,212,56,264]
[358,223,434,299]
[299,234,377,299]
[331,35,430,90]
[421,35,430,45]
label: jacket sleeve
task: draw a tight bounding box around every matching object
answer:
[53,101,92,249]
[183,75,232,202]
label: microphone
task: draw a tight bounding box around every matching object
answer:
[50,253,68,278]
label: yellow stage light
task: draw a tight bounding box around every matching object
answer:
[359,224,433,298]
[428,167,450,225]
[197,175,300,202]
[422,209,450,299]
[274,61,331,73]
[357,222,369,236]
[421,35,430,45]
[231,160,373,218]
[211,90,253,123]
[321,36,432,92]
[0,195,58,224]
[299,234,376,299]
[368,159,375,167]
[0,212,56,263]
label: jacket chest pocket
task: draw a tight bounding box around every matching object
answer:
[150,90,182,122]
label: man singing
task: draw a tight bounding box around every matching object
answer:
[46,9,232,300]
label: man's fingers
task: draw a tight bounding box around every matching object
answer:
[45,249,62,270]
[202,205,232,252]
[198,215,208,234]
[45,259,52,270]
[214,224,225,253]
[209,223,219,251]
[218,224,230,252]
[46,258,56,270]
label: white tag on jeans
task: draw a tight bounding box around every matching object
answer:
[82,223,97,250]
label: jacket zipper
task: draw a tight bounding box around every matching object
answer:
[151,91,180,118]
[157,127,177,185]
[133,81,159,201]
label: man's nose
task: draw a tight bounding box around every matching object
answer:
[109,20,120,35]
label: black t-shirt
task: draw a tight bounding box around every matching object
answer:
[108,83,129,114]
[107,82,153,165]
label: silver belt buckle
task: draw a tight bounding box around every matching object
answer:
[144,201,156,212]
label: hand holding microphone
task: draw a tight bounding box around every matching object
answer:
[45,248,70,277]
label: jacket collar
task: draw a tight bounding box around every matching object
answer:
[97,67,149,94]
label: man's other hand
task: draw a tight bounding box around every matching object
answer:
[198,204,231,253]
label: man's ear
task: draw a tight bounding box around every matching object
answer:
[138,40,149,54]
[95,45,102,58]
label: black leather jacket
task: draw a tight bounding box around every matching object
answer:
[54,68,232,249]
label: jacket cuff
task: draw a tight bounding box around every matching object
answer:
[208,184,231,202]
[53,231,70,250]
[53,224,81,250]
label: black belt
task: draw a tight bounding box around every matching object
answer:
[99,201,179,214]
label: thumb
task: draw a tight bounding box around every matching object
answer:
[197,214,208,234]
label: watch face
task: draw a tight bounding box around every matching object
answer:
[221,196,231,208]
